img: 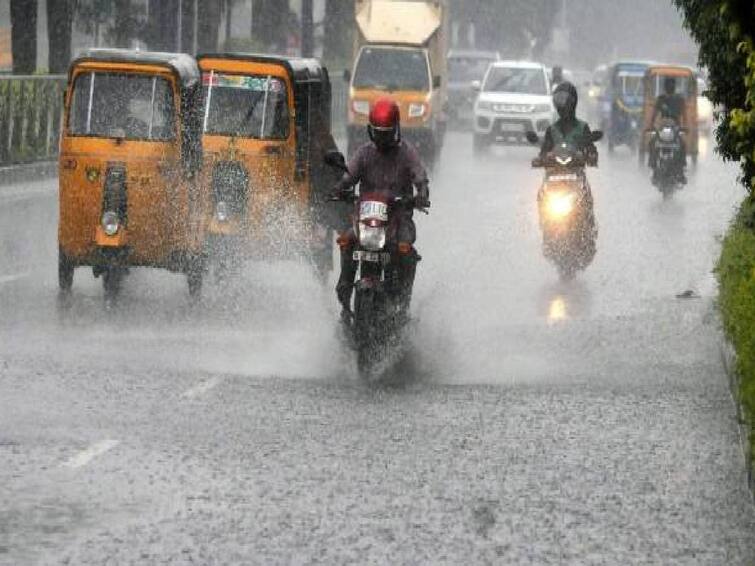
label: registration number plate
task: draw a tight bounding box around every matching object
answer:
[500,122,524,133]
[353,250,390,264]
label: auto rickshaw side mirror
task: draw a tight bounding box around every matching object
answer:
[591,130,604,143]
[343,69,351,83]
[324,150,348,172]
[525,131,540,145]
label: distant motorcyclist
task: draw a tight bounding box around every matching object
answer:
[332,98,430,321]
[538,81,598,165]
[649,77,687,183]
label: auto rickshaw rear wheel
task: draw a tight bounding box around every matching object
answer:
[58,248,74,293]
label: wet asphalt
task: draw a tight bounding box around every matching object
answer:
[0,133,753,565]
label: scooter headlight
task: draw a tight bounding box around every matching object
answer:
[659,127,675,143]
[101,211,120,236]
[359,224,387,251]
[545,191,576,220]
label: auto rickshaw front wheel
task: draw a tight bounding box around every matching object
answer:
[102,267,124,302]
[186,259,205,300]
[58,248,74,293]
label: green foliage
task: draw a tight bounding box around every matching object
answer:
[674,0,755,194]
[717,199,755,462]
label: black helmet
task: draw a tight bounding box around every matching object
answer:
[553,81,578,120]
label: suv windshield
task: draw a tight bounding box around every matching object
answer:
[483,67,548,95]
[69,72,175,140]
[202,72,289,139]
[449,57,495,83]
[353,48,430,92]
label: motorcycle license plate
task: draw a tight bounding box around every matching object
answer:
[353,250,390,264]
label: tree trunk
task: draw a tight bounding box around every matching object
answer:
[47,0,75,73]
[197,0,221,53]
[323,0,352,65]
[10,0,37,74]
[253,0,288,51]
[111,0,132,48]
[149,0,179,52]
[301,0,313,57]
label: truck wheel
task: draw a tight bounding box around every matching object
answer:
[58,248,74,293]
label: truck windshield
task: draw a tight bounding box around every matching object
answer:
[449,57,494,83]
[353,48,429,92]
[483,67,548,96]
[69,72,175,140]
[202,72,289,139]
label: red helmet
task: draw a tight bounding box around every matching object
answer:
[368,98,401,150]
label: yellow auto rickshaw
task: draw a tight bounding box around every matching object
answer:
[58,49,206,300]
[640,64,699,165]
[196,53,341,278]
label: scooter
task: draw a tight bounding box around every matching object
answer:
[527,130,602,280]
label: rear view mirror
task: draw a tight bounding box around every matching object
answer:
[433,75,441,89]
[342,69,352,83]
[470,80,481,92]
[324,150,348,172]
[525,131,540,144]
[590,130,604,143]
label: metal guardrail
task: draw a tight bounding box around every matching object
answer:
[0,75,67,167]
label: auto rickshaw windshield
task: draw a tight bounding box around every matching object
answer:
[616,72,643,97]
[201,72,290,140]
[69,72,176,140]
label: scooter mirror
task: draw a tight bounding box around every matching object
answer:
[525,131,540,144]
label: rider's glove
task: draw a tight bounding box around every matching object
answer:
[415,182,430,209]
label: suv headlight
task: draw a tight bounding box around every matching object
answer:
[534,104,552,113]
[476,100,493,112]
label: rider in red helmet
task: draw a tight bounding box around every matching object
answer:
[333,98,431,321]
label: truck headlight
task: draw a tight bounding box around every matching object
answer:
[352,100,370,115]
[101,211,120,236]
[408,103,427,118]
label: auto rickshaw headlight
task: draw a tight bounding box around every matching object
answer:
[101,211,120,236]
[216,201,229,223]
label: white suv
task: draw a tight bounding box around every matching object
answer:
[473,61,555,153]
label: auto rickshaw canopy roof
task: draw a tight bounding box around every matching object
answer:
[70,48,201,89]
[196,53,329,87]
[645,64,696,78]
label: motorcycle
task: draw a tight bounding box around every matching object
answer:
[324,151,428,375]
[527,130,602,280]
[649,119,686,198]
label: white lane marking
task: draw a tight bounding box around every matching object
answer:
[0,272,29,285]
[182,376,224,400]
[62,439,119,469]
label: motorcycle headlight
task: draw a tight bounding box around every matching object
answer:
[359,224,387,251]
[659,127,675,143]
[476,100,493,112]
[545,192,576,220]
[216,201,229,222]
[101,211,120,236]
[352,100,370,115]
[408,103,427,118]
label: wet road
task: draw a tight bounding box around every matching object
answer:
[1,133,754,564]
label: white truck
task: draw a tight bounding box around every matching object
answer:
[344,0,449,166]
